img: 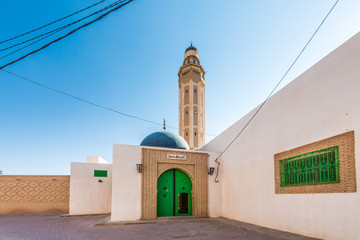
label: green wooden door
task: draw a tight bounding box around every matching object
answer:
[157,169,192,217]
[174,169,192,216]
[157,169,174,217]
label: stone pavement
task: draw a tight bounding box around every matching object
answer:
[0,213,320,240]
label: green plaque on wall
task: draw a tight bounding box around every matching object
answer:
[94,170,107,177]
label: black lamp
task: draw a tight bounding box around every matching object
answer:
[136,164,143,173]
[208,167,215,175]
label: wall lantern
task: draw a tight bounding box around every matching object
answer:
[136,164,143,173]
[208,167,215,175]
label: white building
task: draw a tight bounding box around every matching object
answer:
[69,32,360,240]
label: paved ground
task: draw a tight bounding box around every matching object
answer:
[0,213,319,240]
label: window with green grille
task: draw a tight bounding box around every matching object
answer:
[94,170,107,177]
[279,146,339,187]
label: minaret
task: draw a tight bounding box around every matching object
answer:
[178,44,205,149]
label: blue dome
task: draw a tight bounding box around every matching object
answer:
[140,131,190,150]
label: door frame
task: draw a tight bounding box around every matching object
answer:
[157,168,193,217]
[141,148,208,220]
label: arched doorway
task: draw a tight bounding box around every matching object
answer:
[157,169,192,217]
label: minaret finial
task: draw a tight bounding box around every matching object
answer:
[163,119,166,131]
[190,41,193,47]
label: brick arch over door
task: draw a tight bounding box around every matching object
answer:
[157,165,195,183]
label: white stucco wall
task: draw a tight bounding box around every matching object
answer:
[207,151,222,218]
[69,162,112,215]
[201,32,360,240]
[111,144,142,221]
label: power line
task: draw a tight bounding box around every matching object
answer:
[0,0,133,69]
[1,69,216,136]
[0,27,65,59]
[213,0,340,183]
[2,69,163,126]
[0,0,216,137]
[0,0,107,45]
[0,0,128,53]
[0,0,129,59]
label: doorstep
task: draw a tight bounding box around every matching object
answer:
[95,216,202,226]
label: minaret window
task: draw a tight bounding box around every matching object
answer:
[184,107,189,126]
[184,86,189,105]
[184,128,189,143]
[193,128,198,148]
[193,87,198,104]
[193,107,198,125]
[190,58,194,63]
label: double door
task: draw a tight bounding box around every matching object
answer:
[157,169,192,217]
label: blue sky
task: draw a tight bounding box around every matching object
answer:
[0,0,359,175]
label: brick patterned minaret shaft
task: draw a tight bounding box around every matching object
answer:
[178,44,205,149]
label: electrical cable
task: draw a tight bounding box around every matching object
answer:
[0,0,216,136]
[1,69,215,136]
[0,0,107,45]
[0,27,66,59]
[0,0,215,137]
[213,0,340,183]
[0,0,128,58]
[2,69,163,126]
[0,0,133,69]
[0,0,127,53]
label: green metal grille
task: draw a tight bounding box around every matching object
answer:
[279,146,339,187]
[94,170,107,177]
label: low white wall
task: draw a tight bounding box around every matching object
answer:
[69,162,112,215]
[111,144,141,221]
[201,32,360,240]
[87,156,109,164]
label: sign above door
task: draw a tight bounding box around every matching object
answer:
[167,154,187,160]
